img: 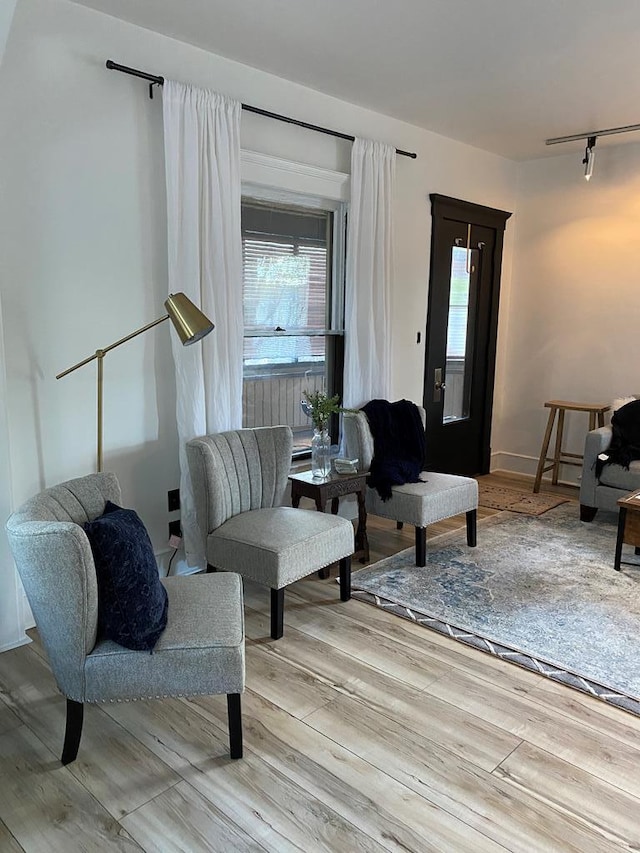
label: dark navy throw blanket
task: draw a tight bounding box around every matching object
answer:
[595,398,640,479]
[362,399,426,501]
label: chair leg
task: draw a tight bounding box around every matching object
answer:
[415,527,426,567]
[339,556,351,601]
[227,693,243,759]
[551,408,565,486]
[270,587,284,640]
[466,510,477,547]
[533,406,557,493]
[61,698,84,765]
[580,504,598,522]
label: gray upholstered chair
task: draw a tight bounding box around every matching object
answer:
[5,473,245,765]
[187,426,354,640]
[343,406,478,567]
[580,401,640,520]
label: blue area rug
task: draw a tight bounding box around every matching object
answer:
[352,504,640,715]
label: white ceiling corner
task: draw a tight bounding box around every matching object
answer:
[69,0,640,161]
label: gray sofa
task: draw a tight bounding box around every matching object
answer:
[580,424,640,520]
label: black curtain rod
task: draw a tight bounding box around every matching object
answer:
[105,60,417,159]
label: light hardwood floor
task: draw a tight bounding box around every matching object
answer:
[1,473,639,852]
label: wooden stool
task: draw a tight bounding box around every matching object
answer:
[533,400,610,493]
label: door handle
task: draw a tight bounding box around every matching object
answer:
[433,367,446,402]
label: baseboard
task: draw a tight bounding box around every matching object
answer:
[490,451,580,488]
[490,450,537,476]
[155,547,204,577]
[0,634,31,654]
[22,591,35,630]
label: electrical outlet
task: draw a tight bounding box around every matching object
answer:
[168,488,180,512]
[168,519,181,538]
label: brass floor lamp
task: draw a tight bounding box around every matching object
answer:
[56,293,214,472]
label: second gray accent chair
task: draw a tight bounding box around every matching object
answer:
[580,418,640,520]
[343,406,478,567]
[187,426,354,639]
[5,473,245,765]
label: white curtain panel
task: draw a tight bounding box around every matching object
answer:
[163,80,243,569]
[343,137,395,409]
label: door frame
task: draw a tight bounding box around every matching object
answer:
[424,194,511,473]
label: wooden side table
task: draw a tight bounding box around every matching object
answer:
[614,490,640,571]
[533,399,610,493]
[289,470,370,576]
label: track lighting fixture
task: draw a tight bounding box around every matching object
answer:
[583,136,596,181]
[545,121,640,181]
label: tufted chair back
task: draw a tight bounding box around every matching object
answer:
[5,473,121,699]
[187,426,293,538]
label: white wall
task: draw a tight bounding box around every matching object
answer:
[0,0,26,651]
[0,0,519,646]
[0,0,17,57]
[495,141,640,480]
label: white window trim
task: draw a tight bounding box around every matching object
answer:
[240,152,349,452]
[240,149,349,204]
[241,152,348,334]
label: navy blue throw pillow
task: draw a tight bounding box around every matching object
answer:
[84,501,168,651]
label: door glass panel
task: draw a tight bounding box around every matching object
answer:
[443,245,475,424]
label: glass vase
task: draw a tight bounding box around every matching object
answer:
[311,427,331,479]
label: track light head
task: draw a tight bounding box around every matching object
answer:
[583,135,597,181]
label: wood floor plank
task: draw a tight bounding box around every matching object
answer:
[0,645,181,819]
[426,669,640,799]
[305,694,625,853]
[184,744,391,853]
[244,608,520,771]
[283,577,548,691]
[187,690,510,853]
[527,679,640,743]
[104,694,231,773]
[0,818,25,853]
[495,740,640,851]
[121,781,266,853]
[0,725,142,852]
[245,640,339,718]
[245,588,453,691]
[108,694,390,852]
[0,694,22,736]
[245,606,428,710]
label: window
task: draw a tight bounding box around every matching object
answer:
[446,246,471,360]
[443,245,475,423]
[241,198,345,456]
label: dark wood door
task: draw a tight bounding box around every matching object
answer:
[423,195,511,475]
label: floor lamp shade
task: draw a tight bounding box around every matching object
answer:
[165,292,214,344]
[56,293,215,471]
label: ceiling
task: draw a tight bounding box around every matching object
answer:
[70,0,640,161]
